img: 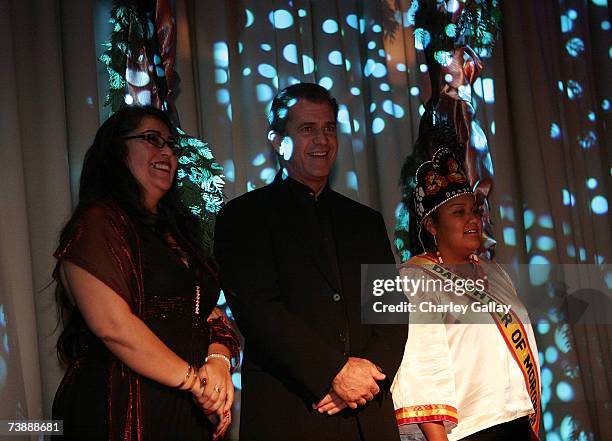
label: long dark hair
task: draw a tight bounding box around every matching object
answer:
[408,195,438,254]
[55,105,218,364]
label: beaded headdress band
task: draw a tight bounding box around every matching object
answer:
[413,148,473,226]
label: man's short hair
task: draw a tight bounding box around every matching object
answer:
[268,83,339,136]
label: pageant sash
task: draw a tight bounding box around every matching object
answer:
[408,255,541,440]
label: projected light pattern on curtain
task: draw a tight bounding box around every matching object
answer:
[516,2,609,440]
[494,1,610,440]
[194,0,499,237]
[0,298,26,421]
[93,1,610,439]
[0,305,7,393]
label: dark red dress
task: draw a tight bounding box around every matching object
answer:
[52,200,239,441]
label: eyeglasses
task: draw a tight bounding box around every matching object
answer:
[121,132,178,154]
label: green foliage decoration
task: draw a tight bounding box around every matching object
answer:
[175,129,225,254]
[414,0,502,54]
[99,4,143,112]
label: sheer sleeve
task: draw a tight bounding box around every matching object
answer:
[207,307,241,372]
[391,266,458,439]
[54,202,138,310]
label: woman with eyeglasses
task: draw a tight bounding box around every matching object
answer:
[52,106,240,440]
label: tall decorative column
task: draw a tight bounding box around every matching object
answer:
[395,0,501,260]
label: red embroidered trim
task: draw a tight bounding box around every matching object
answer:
[395,404,458,426]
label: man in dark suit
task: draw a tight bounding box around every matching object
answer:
[214,83,405,440]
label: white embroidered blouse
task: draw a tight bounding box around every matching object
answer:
[391,258,540,441]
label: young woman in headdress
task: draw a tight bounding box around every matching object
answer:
[391,148,541,441]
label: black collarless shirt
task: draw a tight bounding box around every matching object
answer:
[282,177,342,292]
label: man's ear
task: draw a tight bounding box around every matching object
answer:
[423,216,436,236]
[268,130,282,152]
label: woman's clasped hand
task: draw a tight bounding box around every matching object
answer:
[194,357,234,439]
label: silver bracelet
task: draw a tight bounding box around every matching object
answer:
[205,353,231,370]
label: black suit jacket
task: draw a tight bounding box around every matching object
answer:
[214,176,406,440]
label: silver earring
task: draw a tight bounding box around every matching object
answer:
[417,225,426,253]
[433,235,443,264]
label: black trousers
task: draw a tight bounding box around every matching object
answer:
[461,417,531,441]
